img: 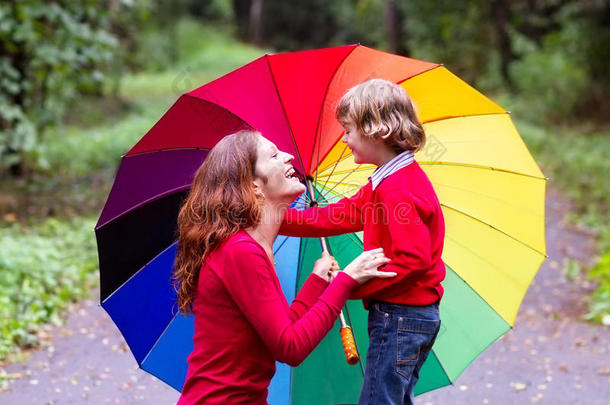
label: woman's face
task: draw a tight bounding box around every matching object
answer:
[253,136,305,203]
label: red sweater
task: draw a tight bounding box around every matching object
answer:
[177,230,359,405]
[280,162,445,307]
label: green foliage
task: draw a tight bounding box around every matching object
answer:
[261,0,343,50]
[43,20,264,177]
[0,0,119,173]
[0,218,98,360]
[585,251,610,325]
[509,14,589,123]
[403,0,495,85]
[42,101,168,177]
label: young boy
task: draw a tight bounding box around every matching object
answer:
[280,78,445,404]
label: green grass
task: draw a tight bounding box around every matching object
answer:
[0,218,98,361]
[119,20,267,100]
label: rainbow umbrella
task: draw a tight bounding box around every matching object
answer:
[95,44,546,404]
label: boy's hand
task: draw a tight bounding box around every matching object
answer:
[313,251,340,282]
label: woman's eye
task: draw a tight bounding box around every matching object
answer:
[272,153,278,158]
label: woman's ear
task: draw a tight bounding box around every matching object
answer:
[252,179,264,198]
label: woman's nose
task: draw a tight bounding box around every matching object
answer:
[283,152,294,162]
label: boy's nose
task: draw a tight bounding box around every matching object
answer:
[341,133,348,143]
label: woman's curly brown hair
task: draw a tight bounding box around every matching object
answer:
[172,130,263,314]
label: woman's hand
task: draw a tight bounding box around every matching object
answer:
[312,251,340,283]
[343,248,395,285]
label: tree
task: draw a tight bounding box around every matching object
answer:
[0,0,118,176]
[383,0,409,56]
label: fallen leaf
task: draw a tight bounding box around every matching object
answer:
[597,368,610,376]
[510,381,528,391]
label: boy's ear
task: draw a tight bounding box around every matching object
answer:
[374,133,390,144]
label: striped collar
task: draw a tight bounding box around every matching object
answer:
[369,150,415,190]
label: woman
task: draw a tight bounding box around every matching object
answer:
[173,130,395,404]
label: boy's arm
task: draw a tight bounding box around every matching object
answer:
[351,191,432,299]
[279,185,369,237]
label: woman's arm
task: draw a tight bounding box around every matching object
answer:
[287,273,328,321]
[220,241,358,366]
[287,251,340,320]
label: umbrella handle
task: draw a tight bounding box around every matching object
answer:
[340,326,360,365]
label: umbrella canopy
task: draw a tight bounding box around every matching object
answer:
[96,44,546,404]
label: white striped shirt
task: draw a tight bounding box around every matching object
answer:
[369,150,415,190]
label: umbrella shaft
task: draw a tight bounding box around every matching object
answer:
[305,177,347,330]
[339,312,348,328]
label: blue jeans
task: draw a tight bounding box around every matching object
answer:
[359,302,441,405]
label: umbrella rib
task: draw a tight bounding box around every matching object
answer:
[124,146,212,158]
[100,241,179,305]
[127,92,259,157]
[291,202,311,211]
[395,64,443,87]
[317,188,359,204]
[272,235,292,256]
[319,181,362,189]
[315,147,357,174]
[294,193,311,205]
[139,311,180,367]
[420,111,509,125]
[313,126,323,188]
[446,232,545,306]
[428,263,514,387]
[343,232,364,248]
[433,180,544,217]
[317,165,376,178]
[441,203,547,257]
[291,201,310,209]
[318,164,364,200]
[444,263,518,330]
[429,347,454,387]
[264,55,307,174]
[419,161,547,180]
[96,186,190,230]
[318,143,350,193]
[308,45,359,176]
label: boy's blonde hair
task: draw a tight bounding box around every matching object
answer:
[336,78,425,153]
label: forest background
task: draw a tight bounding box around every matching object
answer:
[0,0,608,366]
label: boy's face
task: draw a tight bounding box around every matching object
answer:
[341,122,378,165]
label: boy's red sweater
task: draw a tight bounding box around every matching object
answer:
[280,161,446,307]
